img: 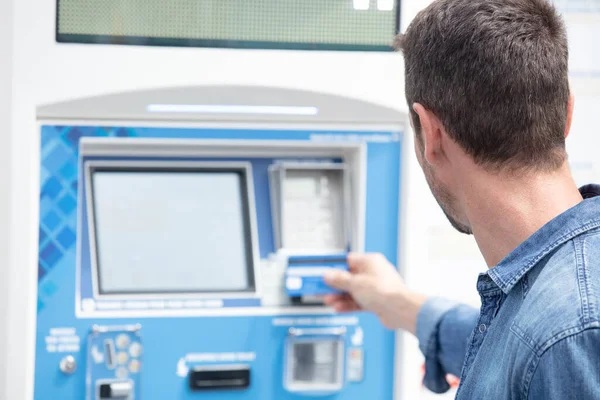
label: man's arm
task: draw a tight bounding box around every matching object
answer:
[527,328,600,399]
[416,298,479,393]
[323,252,478,393]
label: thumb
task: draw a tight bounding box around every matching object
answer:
[323,269,354,291]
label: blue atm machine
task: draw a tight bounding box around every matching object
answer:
[34,86,408,399]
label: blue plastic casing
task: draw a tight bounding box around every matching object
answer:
[34,125,404,400]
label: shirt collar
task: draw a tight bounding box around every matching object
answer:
[487,184,600,294]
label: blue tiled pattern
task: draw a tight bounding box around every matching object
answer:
[37,126,138,290]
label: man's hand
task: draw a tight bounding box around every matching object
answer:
[323,252,427,334]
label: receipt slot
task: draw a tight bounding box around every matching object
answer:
[188,365,251,391]
[34,86,408,399]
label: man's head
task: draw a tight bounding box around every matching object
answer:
[395,0,571,234]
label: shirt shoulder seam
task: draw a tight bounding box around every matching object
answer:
[580,233,599,321]
[521,326,600,399]
[512,320,600,357]
[510,235,599,354]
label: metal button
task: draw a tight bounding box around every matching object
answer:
[116,334,131,349]
[479,324,487,333]
[129,359,141,373]
[59,355,76,374]
[116,366,129,379]
[129,342,142,358]
[117,351,129,365]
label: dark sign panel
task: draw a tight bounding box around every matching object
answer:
[56,0,401,51]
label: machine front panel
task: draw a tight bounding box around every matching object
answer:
[35,125,403,399]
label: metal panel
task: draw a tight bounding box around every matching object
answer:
[36,85,405,124]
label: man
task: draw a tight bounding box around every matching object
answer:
[323,0,600,398]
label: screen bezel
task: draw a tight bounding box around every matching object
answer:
[84,160,259,298]
[55,0,401,52]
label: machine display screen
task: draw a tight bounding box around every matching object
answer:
[56,0,400,51]
[88,165,256,295]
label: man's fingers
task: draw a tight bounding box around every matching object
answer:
[347,251,383,272]
[323,294,343,305]
[330,298,360,313]
[346,252,366,272]
[323,269,354,291]
[323,293,361,313]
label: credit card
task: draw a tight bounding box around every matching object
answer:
[285,254,349,297]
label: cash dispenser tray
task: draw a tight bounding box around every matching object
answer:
[284,327,347,396]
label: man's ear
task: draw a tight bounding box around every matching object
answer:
[413,103,444,166]
[565,92,574,139]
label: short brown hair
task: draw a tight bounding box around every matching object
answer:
[395,0,570,172]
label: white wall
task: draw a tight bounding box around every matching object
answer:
[0,0,13,397]
[12,1,600,400]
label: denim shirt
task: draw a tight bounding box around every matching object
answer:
[416,184,600,399]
